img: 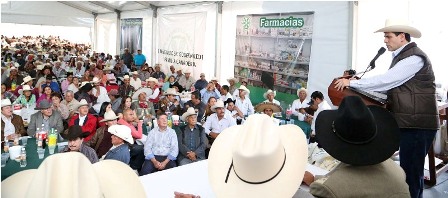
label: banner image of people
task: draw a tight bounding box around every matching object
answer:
[121,18,143,54]
[157,12,206,79]
[235,12,314,95]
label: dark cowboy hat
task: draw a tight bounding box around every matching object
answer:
[223,98,236,106]
[315,96,400,166]
[61,125,90,141]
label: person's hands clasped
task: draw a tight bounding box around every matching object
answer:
[334,78,350,91]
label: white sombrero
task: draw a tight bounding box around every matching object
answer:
[21,76,35,85]
[132,87,153,100]
[208,114,308,198]
[375,18,421,38]
[163,88,179,96]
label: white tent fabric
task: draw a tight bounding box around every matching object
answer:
[1,1,93,27]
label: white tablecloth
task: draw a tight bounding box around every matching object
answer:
[139,160,329,197]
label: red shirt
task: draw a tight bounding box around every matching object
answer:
[68,113,98,142]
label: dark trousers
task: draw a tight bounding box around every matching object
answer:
[139,155,177,176]
[399,129,437,198]
[129,144,145,171]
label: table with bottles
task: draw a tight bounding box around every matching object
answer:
[1,137,66,181]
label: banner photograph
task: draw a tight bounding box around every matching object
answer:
[157,12,207,78]
[234,12,314,95]
[120,18,143,54]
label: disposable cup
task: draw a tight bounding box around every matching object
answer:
[48,146,56,155]
[21,137,28,146]
[1,153,9,167]
[37,148,45,159]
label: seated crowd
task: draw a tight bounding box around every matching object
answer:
[1,35,327,176]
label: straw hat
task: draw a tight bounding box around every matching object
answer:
[163,88,179,96]
[375,18,421,38]
[227,77,238,83]
[208,114,308,197]
[181,107,198,121]
[99,111,119,122]
[108,125,134,144]
[1,99,12,108]
[254,102,283,113]
[1,152,146,198]
[211,100,225,112]
[263,89,276,99]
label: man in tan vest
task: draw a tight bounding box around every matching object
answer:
[334,19,439,198]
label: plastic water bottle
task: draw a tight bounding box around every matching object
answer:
[35,127,40,144]
[20,147,27,167]
[286,104,293,121]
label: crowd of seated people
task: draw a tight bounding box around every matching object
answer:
[2,34,330,176]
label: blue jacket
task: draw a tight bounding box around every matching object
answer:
[104,144,130,164]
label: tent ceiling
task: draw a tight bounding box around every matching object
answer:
[55,1,203,15]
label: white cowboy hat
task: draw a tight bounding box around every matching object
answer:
[21,76,35,85]
[123,75,130,80]
[208,114,308,197]
[1,99,12,108]
[91,77,100,84]
[181,107,197,121]
[163,88,179,96]
[75,99,89,110]
[375,18,421,38]
[227,77,238,83]
[108,125,134,144]
[297,87,307,96]
[103,66,113,71]
[254,102,283,113]
[99,111,119,123]
[183,68,191,74]
[18,85,32,95]
[10,66,17,71]
[106,74,117,84]
[132,71,139,75]
[132,87,153,100]
[145,77,158,83]
[211,100,225,112]
[14,62,20,67]
[1,152,146,198]
[238,85,250,94]
[263,89,276,99]
[79,81,91,89]
[211,77,219,81]
[36,64,45,71]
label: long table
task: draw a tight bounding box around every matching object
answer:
[139,160,329,197]
[1,138,65,181]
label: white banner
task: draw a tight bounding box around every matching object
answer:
[157,12,206,79]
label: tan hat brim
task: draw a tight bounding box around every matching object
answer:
[375,25,421,38]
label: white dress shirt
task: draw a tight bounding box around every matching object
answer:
[203,113,236,135]
[221,92,233,102]
[291,98,310,121]
[263,99,280,105]
[235,96,254,117]
[130,77,142,90]
[78,114,87,126]
[350,43,424,92]
[92,86,111,113]
[1,114,15,137]
[311,100,332,134]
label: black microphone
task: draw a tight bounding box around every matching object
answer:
[369,47,386,69]
[356,47,386,78]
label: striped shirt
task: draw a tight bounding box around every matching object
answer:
[350,43,424,92]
